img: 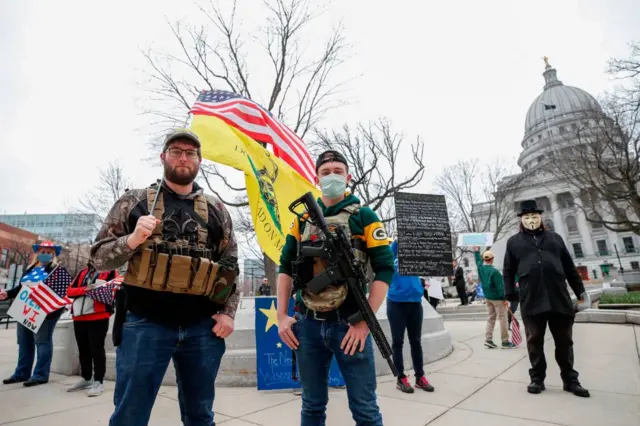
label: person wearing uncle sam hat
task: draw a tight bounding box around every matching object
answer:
[502,200,590,397]
[1,240,73,388]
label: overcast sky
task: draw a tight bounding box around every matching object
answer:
[1,0,638,218]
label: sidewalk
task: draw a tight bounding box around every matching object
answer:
[1,321,638,425]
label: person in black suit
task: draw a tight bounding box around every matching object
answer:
[452,260,468,306]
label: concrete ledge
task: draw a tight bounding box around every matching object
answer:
[575,309,640,325]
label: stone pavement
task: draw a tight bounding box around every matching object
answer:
[0,321,638,426]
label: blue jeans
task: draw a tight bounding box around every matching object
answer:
[386,300,424,378]
[293,312,383,426]
[13,309,63,382]
[109,312,226,426]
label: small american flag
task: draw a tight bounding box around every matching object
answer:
[30,266,73,314]
[511,315,522,346]
[191,90,316,183]
[85,275,123,306]
[21,266,49,284]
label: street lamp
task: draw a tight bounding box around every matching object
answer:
[614,243,624,275]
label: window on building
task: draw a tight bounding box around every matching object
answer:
[462,258,469,267]
[537,155,544,163]
[559,126,566,134]
[0,248,7,267]
[537,134,542,140]
[623,236,635,253]
[572,243,584,258]
[571,123,578,131]
[631,261,639,271]
[596,240,608,256]
[566,216,578,233]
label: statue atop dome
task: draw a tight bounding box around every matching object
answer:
[543,56,551,68]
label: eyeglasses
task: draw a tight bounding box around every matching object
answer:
[166,148,200,160]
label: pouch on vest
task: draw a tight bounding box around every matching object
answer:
[151,253,170,291]
[204,262,220,296]
[190,258,211,294]
[166,255,194,293]
[126,248,155,287]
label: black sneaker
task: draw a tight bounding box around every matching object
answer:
[396,376,414,393]
[527,382,545,394]
[501,341,517,349]
[484,340,497,349]
[2,377,27,385]
[23,378,48,387]
[563,383,590,398]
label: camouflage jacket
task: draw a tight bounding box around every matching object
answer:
[89,183,240,319]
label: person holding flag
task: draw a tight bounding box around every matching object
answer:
[0,241,73,387]
[65,262,119,397]
[472,246,515,350]
[90,128,240,426]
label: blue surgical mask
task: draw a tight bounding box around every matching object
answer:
[319,174,347,198]
[37,253,53,264]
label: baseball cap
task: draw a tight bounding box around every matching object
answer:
[163,128,201,151]
[315,150,348,171]
[482,250,495,260]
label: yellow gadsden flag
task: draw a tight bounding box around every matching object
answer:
[190,115,320,265]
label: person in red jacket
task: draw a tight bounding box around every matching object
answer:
[65,262,118,397]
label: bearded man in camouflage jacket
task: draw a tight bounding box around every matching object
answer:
[90,128,240,426]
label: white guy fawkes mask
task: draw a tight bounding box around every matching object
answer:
[521,213,542,231]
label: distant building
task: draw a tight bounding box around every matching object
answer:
[243,258,265,294]
[462,60,639,282]
[0,222,39,269]
[0,213,101,244]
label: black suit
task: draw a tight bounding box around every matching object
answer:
[503,228,586,385]
[453,266,468,305]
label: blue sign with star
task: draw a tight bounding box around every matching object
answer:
[255,296,345,390]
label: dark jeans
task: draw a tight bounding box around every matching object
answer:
[13,309,63,382]
[522,312,579,385]
[456,283,468,305]
[293,312,382,426]
[386,300,424,378]
[109,312,226,426]
[73,318,110,382]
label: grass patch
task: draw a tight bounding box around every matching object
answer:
[599,292,640,305]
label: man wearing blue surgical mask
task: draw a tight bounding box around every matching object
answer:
[277,150,395,426]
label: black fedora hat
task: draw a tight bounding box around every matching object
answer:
[517,200,544,217]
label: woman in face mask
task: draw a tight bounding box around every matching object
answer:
[0,241,71,387]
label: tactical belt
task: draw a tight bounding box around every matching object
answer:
[297,304,355,322]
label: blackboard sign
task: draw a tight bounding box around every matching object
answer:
[394,192,452,276]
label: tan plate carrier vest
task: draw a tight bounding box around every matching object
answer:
[123,187,234,303]
[299,204,372,312]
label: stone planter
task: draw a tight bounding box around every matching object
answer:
[599,304,640,311]
[51,298,453,387]
[621,270,640,291]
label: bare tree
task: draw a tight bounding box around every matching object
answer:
[57,241,92,278]
[75,161,132,227]
[313,118,425,225]
[141,0,350,285]
[545,41,640,234]
[434,158,525,257]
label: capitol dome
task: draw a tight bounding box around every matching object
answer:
[524,60,602,136]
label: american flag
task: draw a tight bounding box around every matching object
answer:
[191,90,316,183]
[21,266,49,285]
[510,315,522,346]
[29,266,73,314]
[85,275,123,306]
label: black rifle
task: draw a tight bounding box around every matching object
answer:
[289,192,399,377]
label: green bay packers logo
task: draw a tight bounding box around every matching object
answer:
[372,226,388,241]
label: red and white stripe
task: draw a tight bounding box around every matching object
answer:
[191,98,316,183]
[30,282,72,314]
[511,316,522,346]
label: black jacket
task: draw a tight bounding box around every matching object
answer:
[503,229,585,317]
[453,266,465,287]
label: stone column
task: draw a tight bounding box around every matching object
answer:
[549,196,566,240]
[574,200,595,257]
